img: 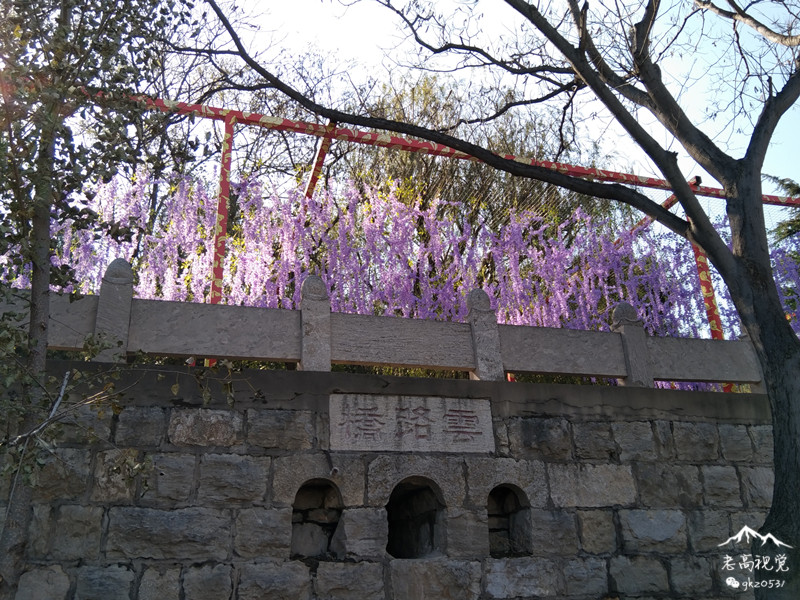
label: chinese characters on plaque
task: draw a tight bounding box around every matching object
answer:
[329,394,494,453]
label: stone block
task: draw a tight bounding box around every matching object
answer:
[32,447,91,501]
[26,504,52,558]
[138,567,180,600]
[483,557,562,598]
[15,566,70,600]
[702,466,742,507]
[141,453,195,504]
[687,510,732,552]
[391,559,481,599]
[719,424,754,462]
[529,509,579,556]
[739,467,773,508]
[652,420,676,458]
[272,453,364,507]
[609,555,669,595]
[107,507,230,560]
[670,556,714,595]
[197,453,269,505]
[549,463,636,507]
[91,448,140,503]
[116,406,166,446]
[168,409,243,447]
[447,508,490,558]
[578,509,617,554]
[573,422,616,460]
[329,507,388,559]
[367,455,465,507]
[50,505,104,560]
[564,557,608,597]
[314,562,384,600]
[183,564,232,600]
[237,561,311,600]
[235,507,292,558]
[673,422,719,461]
[75,565,135,600]
[749,425,773,465]
[53,402,112,444]
[635,463,702,508]
[291,522,330,557]
[619,509,687,553]
[464,457,547,508]
[508,417,572,460]
[613,421,656,461]
[247,409,315,450]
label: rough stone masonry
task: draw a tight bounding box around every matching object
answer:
[0,363,774,600]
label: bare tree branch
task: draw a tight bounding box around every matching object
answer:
[696,0,800,46]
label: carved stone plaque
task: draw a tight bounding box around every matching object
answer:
[329,394,494,453]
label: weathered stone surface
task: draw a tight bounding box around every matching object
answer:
[235,507,292,558]
[247,409,315,450]
[619,509,687,553]
[314,562,384,600]
[749,425,773,465]
[75,565,135,600]
[702,465,742,506]
[27,504,52,558]
[197,454,269,505]
[673,423,719,461]
[483,557,562,598]
[15,566,70,600]
[508,417,571,460]
[238,561,311,600]
[141,453,195,503]
[652,420,676,458]
[183,564,232,600]
[291,522,330,557]
[739,467,773,508]
[687,510,731,552]
[91,448,139,503]
[50,505,103,560]
[330,395,494,453]
[528,509,579,556]
[635,463,702,508]
[670,556,714,595]
[107,507,230,560]
[719,424,754,462]
[613,421,656,461]
[272,454,364,507]
[464,457,547,508]
[32,448,91,501]
[168,409,243,447]
[391,559,481,600]
[367,455,465,507]
[572,422,616,460]
[329,507,388,559]
[609,556,669,595]
[53,403,112,444]
[447,508,489,558]
[549,463,636,507]
[138,567,180,600]
[578,510,617,554]
[116,406,166,446]
[564,557,608,596]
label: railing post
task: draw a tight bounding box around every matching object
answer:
[467,289,504,381]
[93,258,134,363]
[299,275,331,371]
[612,302,653,388]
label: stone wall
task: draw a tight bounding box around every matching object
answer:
[1,363,774,599]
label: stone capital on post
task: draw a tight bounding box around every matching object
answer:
[299,274,331,371]
[612,302,653,388]
[467,289,504,381]
[93,258,134,363]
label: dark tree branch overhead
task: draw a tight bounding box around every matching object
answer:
[696,0,800,46]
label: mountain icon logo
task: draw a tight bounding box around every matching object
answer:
[718,525,794,549]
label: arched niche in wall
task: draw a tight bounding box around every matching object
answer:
[290,478,343,559]
[385,476,446,559]
[488,484,532,557]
